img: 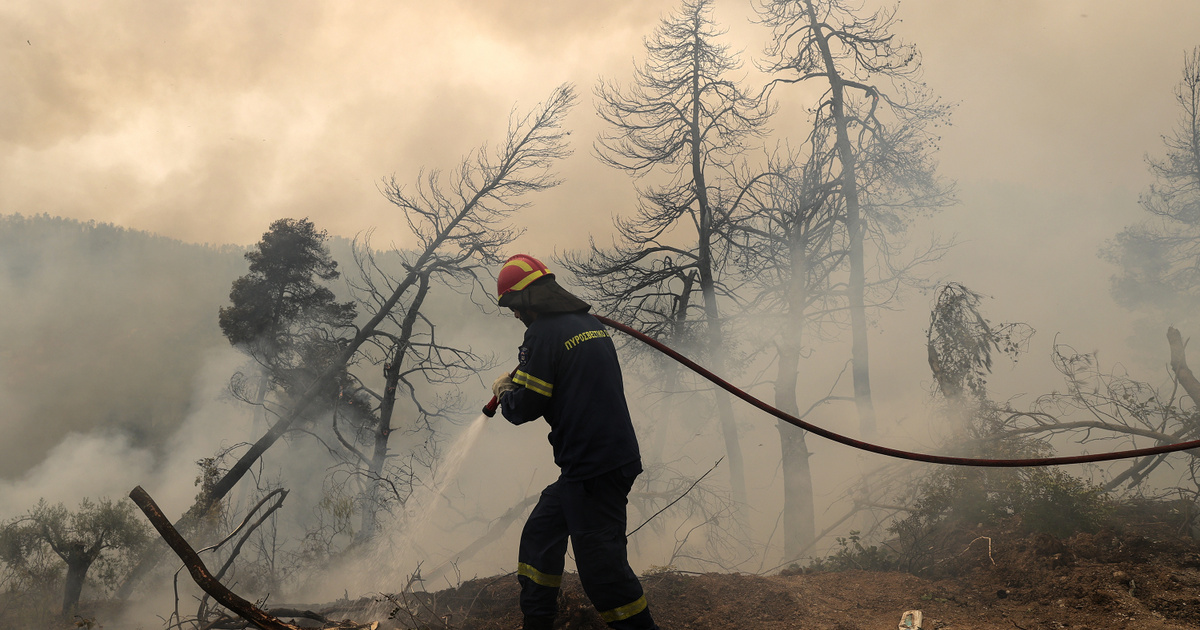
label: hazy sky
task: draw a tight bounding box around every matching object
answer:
[4,0,1200,441]
[2,1,1194,245]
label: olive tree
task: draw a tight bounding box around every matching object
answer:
[1,497,148,616]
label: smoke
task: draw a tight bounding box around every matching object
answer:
[3,0,1200,624]
[0,346,247,522]
[0,0,675,248]
[0,432,155,523]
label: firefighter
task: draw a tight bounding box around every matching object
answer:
[491,254,660,630]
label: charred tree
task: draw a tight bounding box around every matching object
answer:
[1104,47,1200,324]
[564,0,771,503]
[128,486,304,630]
[119,84,577,597]
[728,133,844,558]
[755,0,954,437]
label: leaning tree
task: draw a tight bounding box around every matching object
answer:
[119,84,578,598]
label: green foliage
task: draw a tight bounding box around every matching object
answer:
[187,456,227,539]
[926,282,1033,402]
[805,531,897,573]
[880,465,1112,580]
[892,466,1112,544]
[0,497,150,618]
[218,217,357,394]
[1013,470,1112,536]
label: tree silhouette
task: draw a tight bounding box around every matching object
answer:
[219,217,357,399]
[755,0,954,437]
[1104,47,1200,322]
[564,0,771,503]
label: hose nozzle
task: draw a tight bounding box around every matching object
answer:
[483,367,518,418]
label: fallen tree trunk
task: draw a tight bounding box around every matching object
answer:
[204,608,379,630]
[128,485,303,630]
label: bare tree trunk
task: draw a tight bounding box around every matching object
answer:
[356,272,429,545]
[777,243,815,558]
[845,194,876,438]
[695,119,747,504]
[649,361,681,463]
[649,272,696,463]
[775,348,814,560]
[61,553,92,617]
[1169,326,1200,406]
[805,0,876,438]
[357,358,401,545]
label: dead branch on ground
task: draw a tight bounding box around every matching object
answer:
[129,485,303,630]
[197,489,290,624]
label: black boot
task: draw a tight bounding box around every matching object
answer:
[522,615,555,630]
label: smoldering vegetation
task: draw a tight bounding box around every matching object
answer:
[1,2,1199,629]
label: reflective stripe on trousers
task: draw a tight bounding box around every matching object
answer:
[517,562,562,588]
[517,463,657,630]
[600,595,648,623]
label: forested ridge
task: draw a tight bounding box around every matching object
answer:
[0,214,249,476]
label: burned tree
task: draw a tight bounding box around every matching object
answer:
[1105,47,1200,324]
[333,242,498,547]
[203,83,576,517]
[991,329,1200,495]
[754,0,954,437]
[563,0,771,504]
[121,84,577,596]
[725,122,845,558]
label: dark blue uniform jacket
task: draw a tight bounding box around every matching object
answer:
[499,311,641,480]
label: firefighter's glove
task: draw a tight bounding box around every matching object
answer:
[492,373,518,399]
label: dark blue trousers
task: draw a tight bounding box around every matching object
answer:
[517,462,657,630]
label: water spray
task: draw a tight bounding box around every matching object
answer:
[487,315,1200,467]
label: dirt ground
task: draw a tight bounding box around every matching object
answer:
[320,512,1200,630]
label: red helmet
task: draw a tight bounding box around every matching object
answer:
[497,254,550,299]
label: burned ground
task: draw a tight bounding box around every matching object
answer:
[46,501,1200,629]
[323,505,1200,630]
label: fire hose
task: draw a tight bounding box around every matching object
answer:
[486,315,1200,467]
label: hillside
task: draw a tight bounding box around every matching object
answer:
[0,213,247,476]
